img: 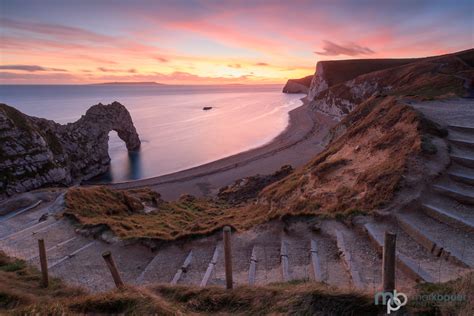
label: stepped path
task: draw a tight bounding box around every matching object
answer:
[0,98,473,293]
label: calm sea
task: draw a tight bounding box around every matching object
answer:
[0,84,303,182]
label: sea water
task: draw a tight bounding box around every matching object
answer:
[0,84,303,182]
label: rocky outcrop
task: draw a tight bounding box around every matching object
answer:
[0,102,140,198]
[282,75,313,93]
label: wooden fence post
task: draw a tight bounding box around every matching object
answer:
[383,231,397,292]
[38,239,49,287]
[102,251,125,288]
[223,226,233,289]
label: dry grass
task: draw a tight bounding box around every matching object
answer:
[152,282,380,315]
[0,251,84,314]
[260,96,427,217]
[409,272,473,316]
[0,251,381,315]
[2,250,471,315]
[64,186,272,240]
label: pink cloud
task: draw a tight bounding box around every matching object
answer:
[314,41,375,56]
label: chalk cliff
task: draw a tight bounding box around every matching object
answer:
[0,102,140,198]
[282,75,313,93]
[305,50,473,119]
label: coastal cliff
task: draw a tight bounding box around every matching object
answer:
[0,102,140,198]
[282,75,313,93]
[305,50,473,119]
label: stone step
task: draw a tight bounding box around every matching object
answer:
[433,183,474,205]
[253,241,282,286]
[0,220,68,259]
[361,222,433,283]
[282,229,312,280]
[326,221,386,291]
[334,230,364,290]
[0,194,65,240]
[421,203,474,233]
[449,138,474,150]
[178,243,217,286]
[208,235,253,287]
[248,246,257,285]
[170,251,193,285]
[200,246,220,287]
[136,244,189,285]
[310,239,323,282]
[448,124,474,133]
[47,240,97,269]
[450,154,474,168]
[360,219,468,283]
[397,211,474,268]
[49,240,155,292]
[449,170,474,185]
[0,216,56,242]
[0,200,42,222]
[309,229,351,287]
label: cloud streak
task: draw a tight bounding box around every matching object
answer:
[0,65,67,72]
[97,67,137,73]
[314,40,375,56]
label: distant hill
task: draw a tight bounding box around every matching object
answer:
[93,81,164,85]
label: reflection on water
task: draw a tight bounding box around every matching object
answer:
[0,84,303,182]
[125,150,142,180]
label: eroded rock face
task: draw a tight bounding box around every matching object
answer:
[282,75,313,94]
[0,102,140,198]
[305,51,472,120]
[307,63,329,100]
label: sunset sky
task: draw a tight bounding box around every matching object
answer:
[0,0,472,84]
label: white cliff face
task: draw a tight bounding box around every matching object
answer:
[307,63,329,101]
[282,81,308,93]
[306,62,387,120]
[0,102,141,198]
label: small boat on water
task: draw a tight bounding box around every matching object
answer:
[202,106,213,111]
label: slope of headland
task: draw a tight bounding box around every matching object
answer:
[282,74,313,93]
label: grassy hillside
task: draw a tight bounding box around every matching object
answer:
[320,58,418,87]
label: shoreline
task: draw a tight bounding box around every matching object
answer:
[107,99,337,200]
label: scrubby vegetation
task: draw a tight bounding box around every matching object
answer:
[0,250,380,315]
[260,96,429,217]
[408,272,473,315]
[2,250,471,315]
[64,186,266,240]
[0,251,84,313]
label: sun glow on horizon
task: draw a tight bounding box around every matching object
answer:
[0,1,472,84]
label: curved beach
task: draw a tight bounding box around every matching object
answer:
[109,101,337,200]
